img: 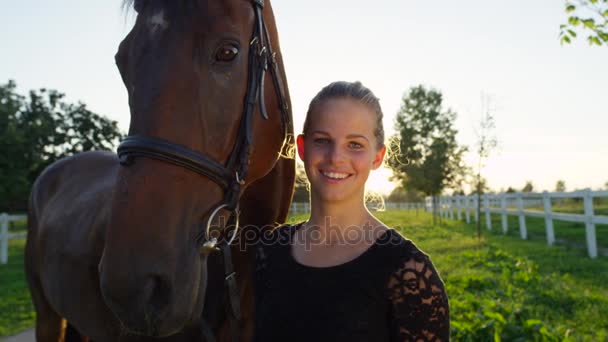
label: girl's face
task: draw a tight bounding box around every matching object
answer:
[297,98,386,204]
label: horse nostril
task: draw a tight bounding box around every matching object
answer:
[142,275,172,316]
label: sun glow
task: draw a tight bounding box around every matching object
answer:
[366,165,398,196]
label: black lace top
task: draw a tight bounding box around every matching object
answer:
[253,224,450,342]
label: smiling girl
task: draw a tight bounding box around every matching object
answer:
[254,81,450,342]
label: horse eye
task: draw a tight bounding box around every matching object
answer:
[216,44,239,62]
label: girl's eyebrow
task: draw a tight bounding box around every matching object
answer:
[310,130,370,142]
[346,134,370,142]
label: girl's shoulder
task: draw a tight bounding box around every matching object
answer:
[377,228,431,264]
[375,228,445,285]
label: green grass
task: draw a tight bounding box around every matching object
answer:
[0,238,35,337]
[2,211,608,340]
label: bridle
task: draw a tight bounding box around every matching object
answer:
[116,0,290,340]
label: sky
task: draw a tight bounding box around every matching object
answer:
[2,0,607,195]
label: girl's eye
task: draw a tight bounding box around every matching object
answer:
[349,142,364,149]
[313,138,329,145]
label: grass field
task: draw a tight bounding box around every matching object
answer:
[0,238,34,337]
[2,210,607,340]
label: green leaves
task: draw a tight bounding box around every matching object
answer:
[0,80,125,211]
[582,18,596,29]
[568,16,581,26]
[560,0,608,46]
[589,35,603,44]
[566,4,577,13]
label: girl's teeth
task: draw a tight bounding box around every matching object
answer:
[323,171,348,179]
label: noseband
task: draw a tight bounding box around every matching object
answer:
[116,0,289,340]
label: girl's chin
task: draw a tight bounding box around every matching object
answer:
[312,188,364,204]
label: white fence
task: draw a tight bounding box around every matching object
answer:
[290,202,425,214]
[290,202,311,214]
[429,190,608,258]
[0,213,27,265]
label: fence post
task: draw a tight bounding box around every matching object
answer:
[474,196,479,223]
[583,189,598,258]
[501,194,508,234]
[438,197,443,218]
[1,213,8,265]
[484,195,492,230]
[517,193,527,240]
[542,191,555,246]
[446,196,454,220]
[456,196,462,221]
[464,196,471,223]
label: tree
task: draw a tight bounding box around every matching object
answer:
[555,180,567,192]
[469,177,490,195]
[387,85,467,224]
[387,186,424,203]
[522,181,534,193]
[1,80,124,211]
[605,180,608,190]
[560,0,608,46]
[506,187,516,193]
[473,94,498,239]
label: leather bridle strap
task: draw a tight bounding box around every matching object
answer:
[222,242,241,342]
[118,135,232,189]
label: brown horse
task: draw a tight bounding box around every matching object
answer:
[25,0,294,341]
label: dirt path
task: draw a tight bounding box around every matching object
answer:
[1,329,34,342]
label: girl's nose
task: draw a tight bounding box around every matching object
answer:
[327,144,346,164]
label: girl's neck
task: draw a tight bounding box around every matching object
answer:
[306,193,377,234]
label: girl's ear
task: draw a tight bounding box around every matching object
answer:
[372,145,386,170]
[296,134,305,161]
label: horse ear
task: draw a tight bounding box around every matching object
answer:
[134,0,145,13]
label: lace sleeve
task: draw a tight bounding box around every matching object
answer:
[387,254,450,341]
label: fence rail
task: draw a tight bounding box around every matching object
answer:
[428,189,608,258]
[289,202,425,214]
[0,213,27,265]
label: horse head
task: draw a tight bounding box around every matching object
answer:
[99,0,289,336]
